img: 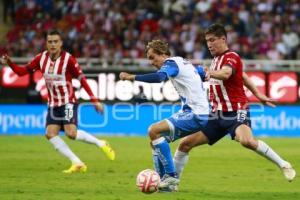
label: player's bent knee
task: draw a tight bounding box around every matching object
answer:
[178,143,192,153]
[65,131,77,139]
[178,140,193,153]
[148,124,160,140]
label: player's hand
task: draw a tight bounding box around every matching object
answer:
[205,71,210,81]
[204,66,210,81]
[256,93,276,107]
[119,72,135,81]
[94,102,104,114]
[1,54,11,65]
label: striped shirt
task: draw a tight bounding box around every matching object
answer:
[209,50,248,112]
[25,51,96,107]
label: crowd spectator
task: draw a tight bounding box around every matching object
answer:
[0,0,299,61]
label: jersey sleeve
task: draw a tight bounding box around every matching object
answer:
[158,60,179,78]
[135,72,168,83]
[222,53,241,74]
[194,65,206,81]
[68,55,99,103]
[25,53,42,72]
[7,53,41,76]
[68,56,83,78]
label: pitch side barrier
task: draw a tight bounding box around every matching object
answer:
[1,69,300,104]
[0,104,300,137]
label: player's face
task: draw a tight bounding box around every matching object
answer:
[46,34,62,56]
[147,48,166,69]
[205,34,226,56]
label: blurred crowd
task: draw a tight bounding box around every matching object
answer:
[1,0,300,62]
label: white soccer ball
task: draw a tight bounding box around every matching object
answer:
[136,169,160,194]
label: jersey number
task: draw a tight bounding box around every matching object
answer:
[64,104,74,121]
[237,109,247,122]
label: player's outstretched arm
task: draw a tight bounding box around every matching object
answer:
[79,75,104,114]
[120,72,167,83]
[1,54,29,76]
[242,72,276,107]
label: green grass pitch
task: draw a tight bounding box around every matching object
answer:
[0,136,299,200]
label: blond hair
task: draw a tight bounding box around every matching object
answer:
[146,39,171,56]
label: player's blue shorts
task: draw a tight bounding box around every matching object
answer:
[163,110,209,142]
[46,103,78,127]
[202,109,251,145]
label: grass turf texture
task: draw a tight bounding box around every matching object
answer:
[0,136,299,200]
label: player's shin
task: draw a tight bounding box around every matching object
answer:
[152,149,166,178]
[152,137,177,177]
[255,140,288,168]
[76,129,105,147]
[49,136,83,164]
[173,149,189,178]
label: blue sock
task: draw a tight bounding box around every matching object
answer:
[152,150,165,178]
[152,137,176,177]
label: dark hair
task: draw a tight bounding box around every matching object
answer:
[205,23,227,38]
[146,39,171,56]
[47,29,62,37]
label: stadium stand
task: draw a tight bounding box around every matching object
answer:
[0,0,299,67]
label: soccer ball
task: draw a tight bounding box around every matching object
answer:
[136,169,160,194]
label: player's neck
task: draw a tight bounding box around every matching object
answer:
[216,48,230,56]
[49,51,61,61]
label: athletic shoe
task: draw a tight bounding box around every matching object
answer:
[101,141,115,160]
[281,162,296,182]
[158,174,180,189]
[62,163,87,174]
[158,184,178,193]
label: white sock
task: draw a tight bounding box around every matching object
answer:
[76,129,105,147]
[256,140,287,168]
[49,136,82,165]
[173,149,189,178]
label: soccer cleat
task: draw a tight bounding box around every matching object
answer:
[158,174,180,189]
[62,163,87,174]
[158,185,179,193]
[281,162,296,182]
[101,141,115,160]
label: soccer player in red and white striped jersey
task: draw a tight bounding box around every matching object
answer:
[1,30,115,173]
[172,23,295,184]
[209,49,248,112]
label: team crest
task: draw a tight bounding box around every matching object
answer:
[48,65,54,74]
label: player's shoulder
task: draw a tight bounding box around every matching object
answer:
[165,56,182,63]
[61,51,73,58]
[34,50,47,59]
[224,51,241,60]
[62,51,77,63]
[165,56,191,65]
[163,57,179,66]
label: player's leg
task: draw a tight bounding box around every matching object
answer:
[150,141,165,178]
[234,124,296,181]
[45,105,85,173]
[63,103,115,160]
[45,123,85,173]
[149,120,178,177]
[174,132,209,178]
[174,112,226,178]
[148,120,180,188]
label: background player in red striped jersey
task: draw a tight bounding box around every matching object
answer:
[1,30,115,173]
[171,23,296,183]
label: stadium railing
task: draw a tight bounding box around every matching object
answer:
[2,57,300,72]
